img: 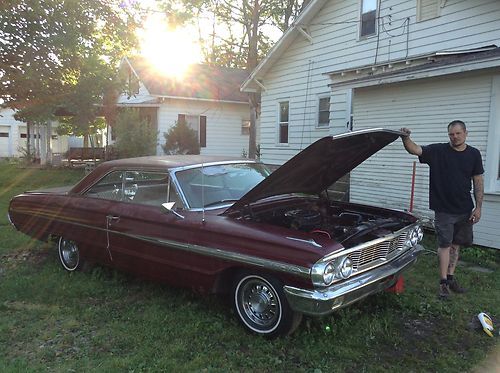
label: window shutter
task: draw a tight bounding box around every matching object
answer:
[417,0,439,21]
[200,115,206,148]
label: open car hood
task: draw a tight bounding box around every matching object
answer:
[226,128,402,212]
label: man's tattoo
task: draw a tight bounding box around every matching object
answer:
[448,246,459,271]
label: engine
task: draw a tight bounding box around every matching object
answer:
[246,198,412,246]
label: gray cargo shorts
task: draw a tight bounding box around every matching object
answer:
[434,211,473,248]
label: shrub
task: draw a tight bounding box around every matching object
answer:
[113,109,158,158]
[162,119,200,155]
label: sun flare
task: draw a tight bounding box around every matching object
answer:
[138,15,201,78]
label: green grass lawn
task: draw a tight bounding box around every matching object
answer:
[0,160,499,372]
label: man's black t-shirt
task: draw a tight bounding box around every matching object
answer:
[419,143,484,214]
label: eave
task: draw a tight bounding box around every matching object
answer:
[241,0,328,92]
[326,46,500,89]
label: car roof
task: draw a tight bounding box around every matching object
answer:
[71,155,253,194]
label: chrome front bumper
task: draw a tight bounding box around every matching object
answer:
[283,244,424,316]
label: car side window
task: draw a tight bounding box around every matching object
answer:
[85,171,124,200]
[127,171,184,208]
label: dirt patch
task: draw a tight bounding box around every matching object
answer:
[1,246,52,271]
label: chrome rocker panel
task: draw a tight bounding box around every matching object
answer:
[284,244,424,316]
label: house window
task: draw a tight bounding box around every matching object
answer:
[179,114,207,148]
[0,132,9,137]
[360,0,377,37]
[417,0,440,22]
[51,135,58,140]
[241,120,250,135]
[278,101,289,144]
[20,133,27,138]
[317,97,330,127]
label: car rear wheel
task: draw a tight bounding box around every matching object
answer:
[232,272,302,338]
[58,237,82,271]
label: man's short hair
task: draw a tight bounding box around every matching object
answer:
[448,120,466,132]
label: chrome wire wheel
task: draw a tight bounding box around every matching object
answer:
[58,237,80,271]
[234,274,282,334]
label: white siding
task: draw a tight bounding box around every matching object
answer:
[157,99,252,157]
[258,0,500,164]
[476,195,500,248]
[350,72,499,248]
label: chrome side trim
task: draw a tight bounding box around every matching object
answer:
[286,237,322,248]
[132,234,311,278]
[9,207,311,279]
[7,211,16,228]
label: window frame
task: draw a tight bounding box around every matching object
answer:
[241,120,250,135]
[277,101,290,145]
[416,0,440,22]
[317,96,331,129]
[179,114,207,148]
[359,0,378,39]
[485,76,500,193]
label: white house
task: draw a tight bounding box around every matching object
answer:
[242,0,500,249]
[117,57,255,157]
[0,108,68,162]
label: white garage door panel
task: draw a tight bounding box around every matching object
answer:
[350,73,498,248]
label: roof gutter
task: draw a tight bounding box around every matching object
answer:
[152,94,249,105]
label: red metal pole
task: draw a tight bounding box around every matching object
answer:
[409,161,416,212]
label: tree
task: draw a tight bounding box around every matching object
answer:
[159,0,306,158]
[113,109,158,158]
[0,0,140,157]
[162,119,200,155]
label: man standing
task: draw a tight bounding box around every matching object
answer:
[400,121,484,299]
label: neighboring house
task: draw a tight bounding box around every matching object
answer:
[242,0,500,249]
[117,57,255,157]
[0,108,68,162]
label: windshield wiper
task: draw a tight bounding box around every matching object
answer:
[203,199,238,208]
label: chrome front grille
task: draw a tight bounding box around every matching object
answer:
[348,232,408,271]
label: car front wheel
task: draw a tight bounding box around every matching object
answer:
[58,237,82,271]
[232,272,302,338]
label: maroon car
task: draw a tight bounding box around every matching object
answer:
[8,129,424,337]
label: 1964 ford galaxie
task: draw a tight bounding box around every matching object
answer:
[8,129,423,337]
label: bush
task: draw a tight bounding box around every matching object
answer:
[162,119,200,155]
[113,109,158,158]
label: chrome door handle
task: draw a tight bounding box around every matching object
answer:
[106,215,120,222]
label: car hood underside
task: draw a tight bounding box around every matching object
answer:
[227,128,402,213]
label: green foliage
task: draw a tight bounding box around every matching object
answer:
[113,109,158,158]
[162,119,200,155]
[0,0,140,125]
[162,0,306,69]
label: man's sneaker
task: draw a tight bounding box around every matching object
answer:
[439,283,451,299]
[448,278,467,293]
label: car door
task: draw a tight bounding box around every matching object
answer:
[105,170,207,287]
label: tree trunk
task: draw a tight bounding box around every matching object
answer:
[26,120,31,160]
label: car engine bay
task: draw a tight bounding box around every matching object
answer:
[240,197,415,247]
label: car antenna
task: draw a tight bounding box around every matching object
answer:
[201,163,205,223]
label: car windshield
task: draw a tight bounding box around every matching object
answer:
[174,163,271,208]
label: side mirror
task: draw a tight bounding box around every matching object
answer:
[161,202,185,219]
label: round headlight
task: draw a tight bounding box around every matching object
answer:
[410,229,419,246]
[417,226,424,241]
[339,257,353,279]
[323,263,335,285]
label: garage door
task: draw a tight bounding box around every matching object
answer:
[350,72,495,247]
